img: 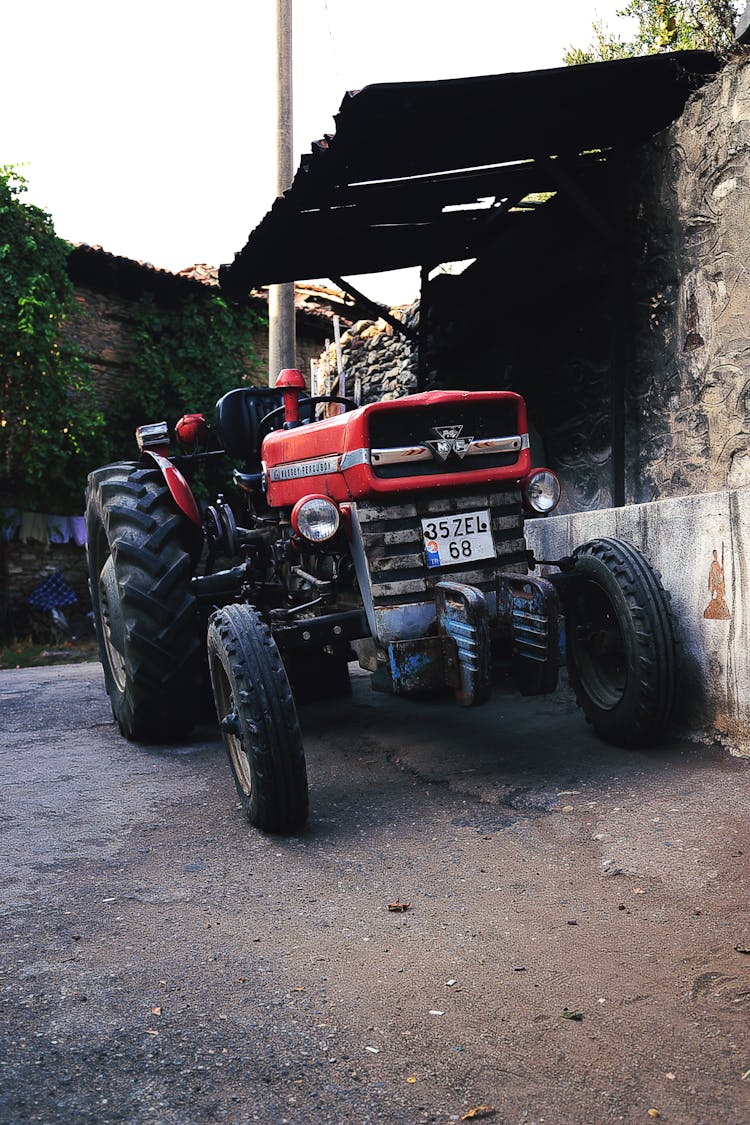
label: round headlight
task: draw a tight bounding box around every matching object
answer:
[291,495,340,542]
[523,469,561,514]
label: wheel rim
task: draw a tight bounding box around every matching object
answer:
[214,662,253,798]
[571,580,627,710]
[98,554,127,693]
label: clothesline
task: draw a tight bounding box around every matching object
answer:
[1,509,87,547]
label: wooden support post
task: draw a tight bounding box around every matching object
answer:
[333,314,345,401]
[417,264,430,393]
[609,151,628,508]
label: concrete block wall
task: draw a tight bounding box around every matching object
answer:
[526,486,750,753]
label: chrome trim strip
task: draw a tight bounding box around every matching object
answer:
[371,434,528,466]
[371,445,433,465]
[464,435,527,456]
[340,447,371,471]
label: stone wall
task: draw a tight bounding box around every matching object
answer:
[628,55,750,503]
[527,486,750,753]
[314,303,419,403]
[65,288,137,410]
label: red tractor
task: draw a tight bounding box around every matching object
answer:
[85,372,677,832]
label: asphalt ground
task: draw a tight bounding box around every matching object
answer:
[1,661,749,1125]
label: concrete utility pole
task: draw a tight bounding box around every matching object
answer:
[268,0,296,386]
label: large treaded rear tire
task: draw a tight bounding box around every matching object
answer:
[207,603,309,833]
[85,462,203,741]
[565,537,677,748]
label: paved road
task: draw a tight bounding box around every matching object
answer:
[1,661,749,1125]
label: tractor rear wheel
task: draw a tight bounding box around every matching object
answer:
[207,603,309,833]
[85,463,203,741]
[565,537,677,747]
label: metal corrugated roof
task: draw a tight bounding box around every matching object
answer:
[220,50,719,296]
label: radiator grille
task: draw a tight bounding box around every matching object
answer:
[368,401,517,447]
[368,401,521,480]
[352,489,527,608]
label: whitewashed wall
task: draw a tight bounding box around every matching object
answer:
[526,486,750,754]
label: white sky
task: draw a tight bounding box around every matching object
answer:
[3,0,632,305]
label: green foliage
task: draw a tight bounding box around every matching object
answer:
[0,164,263,513]
[110,290,264,460]
[564,1,742,64]
[0,166,106,510]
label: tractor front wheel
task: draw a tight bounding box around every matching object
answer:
[565,537,677,747]
[207,604,309,833]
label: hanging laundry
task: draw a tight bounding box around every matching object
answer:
[19,512,48,544]
[1,508,21,540]
[47,515,73,544]
[70,516,87,547]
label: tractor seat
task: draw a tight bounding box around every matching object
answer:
[215,386,313,472]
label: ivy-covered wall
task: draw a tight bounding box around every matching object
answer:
[65,282,264,459]
[1,231,337,639]
[63,252,338,453]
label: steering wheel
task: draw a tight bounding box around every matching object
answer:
[256,395,358,444]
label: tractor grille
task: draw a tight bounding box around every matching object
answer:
[368,400,521,479]
[352,488,527,609]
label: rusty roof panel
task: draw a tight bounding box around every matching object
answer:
[220,51,719,295]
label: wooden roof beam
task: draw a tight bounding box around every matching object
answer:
[329,275,418,341]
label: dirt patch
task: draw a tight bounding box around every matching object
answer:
[0,638,99,669]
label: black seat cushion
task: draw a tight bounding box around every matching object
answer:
[215,387,313,471]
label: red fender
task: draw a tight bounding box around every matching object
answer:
[142,450,202,526]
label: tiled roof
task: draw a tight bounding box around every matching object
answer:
[66,245,362,325]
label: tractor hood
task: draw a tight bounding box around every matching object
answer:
[262,390,531,507]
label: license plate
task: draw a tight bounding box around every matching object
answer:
[420,509,495,568]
